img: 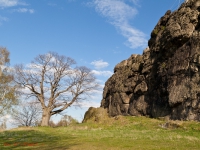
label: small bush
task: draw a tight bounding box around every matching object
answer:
[49,115,78,127]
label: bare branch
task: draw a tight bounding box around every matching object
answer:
[13,51,99,126]
[11,101,41,127]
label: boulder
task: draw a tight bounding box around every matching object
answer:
[82,107,109,123]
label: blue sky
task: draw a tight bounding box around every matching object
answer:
[0,0,186,125]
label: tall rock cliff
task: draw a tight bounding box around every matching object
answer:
[101,0,200,121]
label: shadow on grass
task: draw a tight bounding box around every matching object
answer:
[0,128,78,150]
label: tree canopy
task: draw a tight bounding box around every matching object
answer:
[0,47,18,116]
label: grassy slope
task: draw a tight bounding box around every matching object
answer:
[0,116,200,150]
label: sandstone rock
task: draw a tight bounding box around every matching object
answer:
[82,107,109,123]
[99,0,200,121]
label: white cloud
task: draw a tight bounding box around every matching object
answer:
[91,59,109,69]
[91,0,147,49]
[122,24,147,48]
[91,70,113,77]
[75,101,100,108]
[96,79,105,84]
[0,1,32,25]
[13,8,35,13]
[0,15,8,25]
[0,0,18,7]
[130,0,139,5]
[0,15,8,21]
[0,0,26,8]
[29,9,34,13]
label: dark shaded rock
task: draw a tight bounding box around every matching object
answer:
[100,0,200,121]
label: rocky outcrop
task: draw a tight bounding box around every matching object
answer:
[82,107,109,123]
[100,0,200,121]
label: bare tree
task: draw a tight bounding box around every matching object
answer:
[12,101,41,127]
[0,47,18,116]
[14,52,99,126]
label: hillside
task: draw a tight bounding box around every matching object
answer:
[1,116,200,149]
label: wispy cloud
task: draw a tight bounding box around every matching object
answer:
[91,59,109,69]
[91,0,147,49]
[13,8,35,13]
[0,0,34,24]
[0,15,8,25]
[78,101,100,108]
[0,15,8,21]
[0,0,18,7]
[0,0,33,13]
[0,0,26,8]
[91,70,113,77]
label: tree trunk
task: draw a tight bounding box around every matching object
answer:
[41,109,51,126]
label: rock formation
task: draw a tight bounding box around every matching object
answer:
[100,0,200,121]
[82,107,109,123]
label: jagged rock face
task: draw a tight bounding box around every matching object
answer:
[101,0,200,121]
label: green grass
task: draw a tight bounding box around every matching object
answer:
[0,116,200,150]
